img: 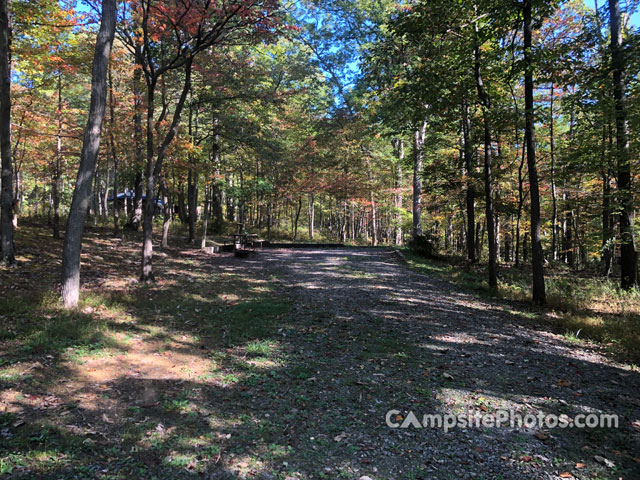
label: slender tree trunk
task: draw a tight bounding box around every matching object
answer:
[266,200,272,239]
[549,84,558,261]
[102,164,109,221]
[211,113,223,232]
[524,0,545,303]
[0,0,14,263]
[226,174,235,222]
[462,101,475,262]
[392,138,404,245]
[512,86,527,268]
[187,168,197,243]
[474,28,497,288]
[109,66,119,235]
[129,49,144,230]
[52,74,63,239]
[140,59,193,282]
[364,152,378,246]
[294,196,302,240]
[309,193,315,240]
[609,0,637,288]
[565,206,574,267]
[201,184,210,249]
[60,0,116,307]
[177,182,187,223]
[92,169,99,224]
[161,178,171,249]
[341,200,347,243]
[413,119,427,239]
[602,125,613,276]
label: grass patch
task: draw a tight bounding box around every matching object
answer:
[245,340,274,358]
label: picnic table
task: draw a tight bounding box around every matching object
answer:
[233,233,264,251]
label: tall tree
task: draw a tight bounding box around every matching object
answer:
[60,0,117,308]
[412,119,426,239]
[609,0,637,289]
[462,100,475,262]
[524,0,546,303]
[0,0,14,264]
[473,21,497,289]
[118,0,281,281]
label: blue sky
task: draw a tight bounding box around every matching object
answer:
[584,0,640,26]
[75,0,639,28]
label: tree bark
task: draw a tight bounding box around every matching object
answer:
[200,184,210,249]
[609,0,637,288]
[129,49,144,230]
[211,113,223,232]
[602,125,613,276]
[412,119,427,239]
[161,177,171,249]
[60,0,116,307]
[187,168,197,243]
[52,74,63,239]
[524,0,546,303]
[392,138,404,245]
[364,152,378,246]
[294,196,302,240]
[141,59,193,281]
[462,101,475,262]
[308,193,315,240]
[474,28,497,288]
[0,0,14,263]
[109,65,119,235]
[549,84,558,261]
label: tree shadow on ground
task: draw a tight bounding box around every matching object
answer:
[1,235,640,479]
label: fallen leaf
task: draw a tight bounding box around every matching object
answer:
[594,455,615,468]
[334,432,347,442]
[559,473,573,478]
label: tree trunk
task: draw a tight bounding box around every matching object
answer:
[200,184,210,249]
[474,28,497,288]
[0,0,14,263]
[211,113,223,232]
[524,0,546,303]
[52,74,63,239]
[60,0,116,307]
[609,0,637,288]
[109,66,119,235]
[392,138,404,245]
[129,48,144,231]
[549,84,558,261]
[140,59,193,282]
[413,119,427,239]
[226,174,235,222]
[462,101,475,262]
[161,178,171,249]
[602,125,613,276]
[308,193,315,240]
[102,165,109,221]
[565,207,574,268]
[294,196,302,240]
[364,152,378,246]
[187,168,197,243]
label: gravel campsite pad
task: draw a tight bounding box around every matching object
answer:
[1,242,639,479]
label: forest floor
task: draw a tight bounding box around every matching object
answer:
[1,223,639,479]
